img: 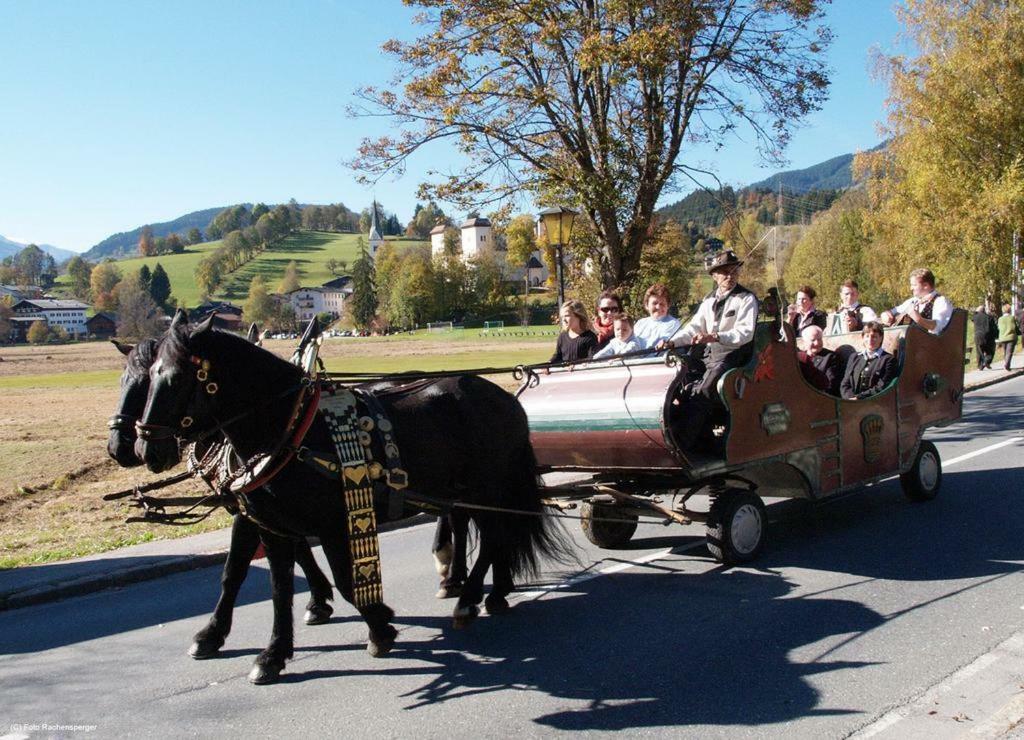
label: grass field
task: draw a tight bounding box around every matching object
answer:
[54,231,427,307]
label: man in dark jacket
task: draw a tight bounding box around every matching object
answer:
[841,321,898,400]
[972,303,997,370]
[797,325,841,395]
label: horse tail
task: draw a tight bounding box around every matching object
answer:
[503,440,578,580]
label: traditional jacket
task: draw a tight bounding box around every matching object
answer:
[840,349,897,400]
[890,292,953,335]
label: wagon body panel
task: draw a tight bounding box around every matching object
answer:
[521,358,683,470]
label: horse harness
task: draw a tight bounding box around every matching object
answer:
[139,347,416,609]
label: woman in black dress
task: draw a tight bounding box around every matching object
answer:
[550,299,598,364]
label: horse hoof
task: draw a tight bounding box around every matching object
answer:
[452,605,479,629]
[434,543,454,576]
[367,625,398,658]
[188,638,224,660]
[435,583,463,599]
[484,596,510,615]
[248,663,283,685]
[304,602,333,625]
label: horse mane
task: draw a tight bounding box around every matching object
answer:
[126,338,161,381]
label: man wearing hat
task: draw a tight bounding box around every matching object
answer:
[660,250,758,450]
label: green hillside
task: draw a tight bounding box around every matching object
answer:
[57,231,427,307]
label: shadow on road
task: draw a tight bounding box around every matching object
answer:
[278,463,1024,730]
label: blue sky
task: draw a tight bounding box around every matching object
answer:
[0,1,904,252]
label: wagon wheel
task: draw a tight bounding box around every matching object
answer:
[705,490,766,565]
[580,502,638,548]
[900,440,942,502]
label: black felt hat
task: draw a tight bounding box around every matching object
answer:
[706,250,744,274]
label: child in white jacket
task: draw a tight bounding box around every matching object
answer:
[593,314,644,359]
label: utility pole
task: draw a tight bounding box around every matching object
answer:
[1013,229,1021,317]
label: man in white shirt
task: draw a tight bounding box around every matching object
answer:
[880,268,953,335]
[661,250,758,451]
[828,279,877,335]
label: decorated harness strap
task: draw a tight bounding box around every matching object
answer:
[319,388,385,609]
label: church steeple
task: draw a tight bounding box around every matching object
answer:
[368,200,384,256]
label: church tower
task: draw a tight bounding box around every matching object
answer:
[368,200,385,257]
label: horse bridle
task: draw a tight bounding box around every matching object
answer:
[135,355,221,442]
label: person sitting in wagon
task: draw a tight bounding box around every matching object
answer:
[550,299,598,365]
[797,325,841,395]
[879,268,953,335]
[632,283,681,349]
[592,313,642,360]
[591,290,623,351]
[828,279,877,335]
[840,321,898,400]
[786,285,827,335]
[659,250,758,450]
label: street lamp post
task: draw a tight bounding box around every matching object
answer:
[538,206,578,308]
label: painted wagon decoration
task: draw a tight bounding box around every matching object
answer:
[517,309,967,564]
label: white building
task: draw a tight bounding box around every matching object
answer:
[429,223,448,257]
[10,298,89,336]
[460,217,493,260]
[286,281,352,323]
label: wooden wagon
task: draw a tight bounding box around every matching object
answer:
[516,309,968,563]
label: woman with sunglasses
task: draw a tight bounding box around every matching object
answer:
[592,290,623,351]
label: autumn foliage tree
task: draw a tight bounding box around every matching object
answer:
[351,0,831,291]
[856,0,1024,306]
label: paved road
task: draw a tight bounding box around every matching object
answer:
[2,377,1023,738]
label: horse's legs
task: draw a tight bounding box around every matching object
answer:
[484,552,514,616]
[453,516,495,628]
[294,538,334,625]
[432,515,453,579]
[190,514,258,659]
[248,531,296,685]
[319,535,397,657]
[436,512,469,599]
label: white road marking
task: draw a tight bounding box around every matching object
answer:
[942,437,1023,468]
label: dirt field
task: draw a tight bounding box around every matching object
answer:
[0,335,551,567]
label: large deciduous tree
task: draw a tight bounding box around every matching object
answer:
[90,261,122,312]
[65,256,93,301]
[351,0,831,289]
[116,271,166,340]
[856,0,1024,305]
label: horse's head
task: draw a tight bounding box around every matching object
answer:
[108,338,162,467]
[136,310,223,472]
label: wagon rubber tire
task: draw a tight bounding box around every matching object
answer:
[580,502,638,548]
[705,491,766,565]
[901,440,942,502]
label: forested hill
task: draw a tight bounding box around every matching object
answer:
[84,206,234,260]
[657,144,888,228]
[747,152,854,192]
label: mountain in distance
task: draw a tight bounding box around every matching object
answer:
[0,234,76,262]
[83,205,235,261]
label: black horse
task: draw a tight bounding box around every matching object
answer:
[136,311,570,683]
[108,335,336,661]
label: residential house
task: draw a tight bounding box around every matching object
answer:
[286,281,351,323]
[86,312,117,339]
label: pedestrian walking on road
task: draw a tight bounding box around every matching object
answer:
[972,303,997,370]
[996,303,1021,371]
